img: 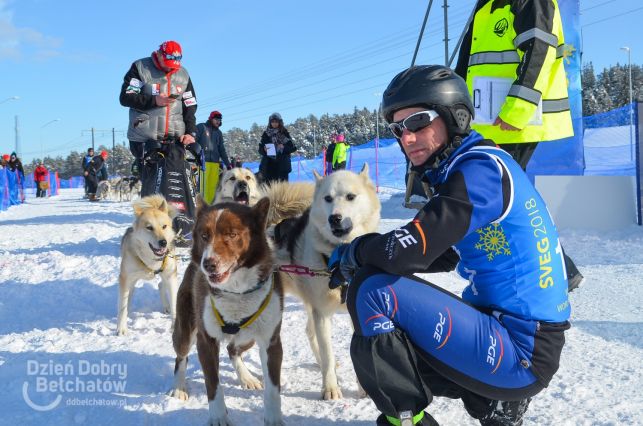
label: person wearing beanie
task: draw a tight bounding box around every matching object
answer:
[119,40,198,177]
[331,134,349,171]
[82,147,94,197]
[258,112,297,183]
[83,150,109,201]
[196,110,231,203]
[34,161,49,198]
[327,65,570,426]
[119,41,200,245]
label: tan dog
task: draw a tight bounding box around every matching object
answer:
[169,198,285,425]
[116,195,178,335]
[272,164,381,399]
[214,167,261,206]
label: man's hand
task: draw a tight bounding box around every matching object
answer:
[493,116,520,131]
[180,134,195,145]
[327,240,360,289]
[155,94,176,107]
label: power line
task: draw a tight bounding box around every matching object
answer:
[582,6,643,27]
[581,0,619,13]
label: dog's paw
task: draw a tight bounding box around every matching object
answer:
[208,415,233,426]
[322,385,343,400]
[263,417,285,426]
[116,327,128,336]
[167,388,189,401]
[240,375,263,390]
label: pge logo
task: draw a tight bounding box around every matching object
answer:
[494,18,509,37]
[486,330,504,374]
[433,307,452,349]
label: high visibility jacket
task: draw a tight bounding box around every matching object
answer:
[456,0,573,144]
[332,142,349,167]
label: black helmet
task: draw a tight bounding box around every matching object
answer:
[381,65,473,139]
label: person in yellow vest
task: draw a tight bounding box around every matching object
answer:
[332,134,349,170]
[196,110,231,204]
[455,0,583,293]
[455,0,572,169]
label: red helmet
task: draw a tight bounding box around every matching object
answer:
[2,154,9,162]
[209,110,222,120]
[159,40,182,70]
[100,150,108,159]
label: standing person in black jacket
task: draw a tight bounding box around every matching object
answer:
[258,112,297,183]
[82,147,94,197]
[325,136,336,175]
[84,150,108,202]
[196,110,231,204]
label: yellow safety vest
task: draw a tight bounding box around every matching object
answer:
[465,0,573,144]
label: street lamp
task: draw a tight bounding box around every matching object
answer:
[40,119,61,161]
[620,47,633,160]
[0,96,19,105]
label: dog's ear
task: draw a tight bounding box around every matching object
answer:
[165,201,178,220]
[359,162,370,178]
[131,198,146,217]
[252,197,271,229]
[195,194,207,212]
[313,169,323,181]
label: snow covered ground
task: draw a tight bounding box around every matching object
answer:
[0,188,642,425]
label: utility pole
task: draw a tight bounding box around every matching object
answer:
[443,0,449,65]
[312,118,317,158]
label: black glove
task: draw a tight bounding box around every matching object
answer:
[327,239,361,289]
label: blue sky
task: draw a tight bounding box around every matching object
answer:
[1,0,641,163]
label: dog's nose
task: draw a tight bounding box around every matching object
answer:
[238,181,248,190]
[158,239,167,248]
[203,258,218,273]
[328,214,342,227]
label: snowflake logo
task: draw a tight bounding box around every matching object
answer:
[561,43,576,65]
[474,223,511,261]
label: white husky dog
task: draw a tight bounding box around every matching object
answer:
[272,164,381,399]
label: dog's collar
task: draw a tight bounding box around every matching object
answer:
[209,278,274,335]
[135,252,172,275]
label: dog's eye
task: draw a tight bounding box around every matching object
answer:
[346,193,356,201]
[229,176,236,181]
[201,233,208,240]
[146,225,153,231]
[162,225,167,230]
[228,232,238,239]
[324,195,332,203]
[245,176,251,181]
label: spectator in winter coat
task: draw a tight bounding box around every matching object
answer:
[324,137,336,175]
[82,147,94,196]
[332,134,349,171]
[258,112,297,183]
[8,152,25,201]
[34,162,49,198]
[84,150,108,201]
[196,110,231,204]
[328,66,570,426]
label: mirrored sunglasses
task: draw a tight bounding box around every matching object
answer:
[163,53,182,61]
[388,110,439,138]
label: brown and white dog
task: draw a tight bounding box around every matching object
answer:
[169,197,285,426]
[117,195,178,335]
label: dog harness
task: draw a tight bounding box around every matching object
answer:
[136,252,172,275]
[209,279,274,335]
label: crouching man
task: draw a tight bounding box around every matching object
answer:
[328,66,570,426]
